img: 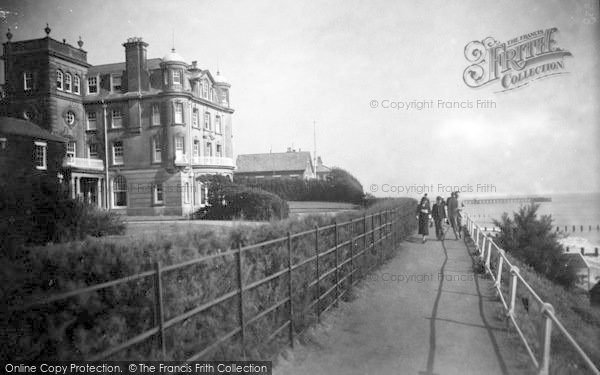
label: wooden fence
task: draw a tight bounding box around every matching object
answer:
[7,207,413,361]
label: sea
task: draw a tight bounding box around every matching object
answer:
[462,192,600,288]
[464,192,600,247]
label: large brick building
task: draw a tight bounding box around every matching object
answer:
[1,25,234,216]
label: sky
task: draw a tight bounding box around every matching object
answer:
[1,0,599,198]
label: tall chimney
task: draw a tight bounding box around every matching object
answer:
[123,37,149,92]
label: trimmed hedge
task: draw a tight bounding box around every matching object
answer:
[194,175,289,220]
[0,198,416,361]
[235,167,365,204]
[0,173,125,252]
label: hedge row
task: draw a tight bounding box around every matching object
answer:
[0,198,416,361]
[235,168,365,204]
[195,175,288,221]
[0,174,125,252]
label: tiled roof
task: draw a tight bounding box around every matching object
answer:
[559,252,589,269]
[0,117,66,142]
[316,164,331,173]
[236,152,313,173]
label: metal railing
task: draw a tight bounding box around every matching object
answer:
[465,214,600,375]
[7,207,412,362]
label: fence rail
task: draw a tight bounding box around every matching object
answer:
[465,214,600,375]
[7,207,411,362]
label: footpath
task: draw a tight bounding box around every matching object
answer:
[273,231,534,375]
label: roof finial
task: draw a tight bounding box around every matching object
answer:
[171,29,175,53]
[6,28,12,41]
[77,36,84,49]
[44,23,51,36]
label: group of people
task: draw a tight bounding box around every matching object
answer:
[415,192,464,243]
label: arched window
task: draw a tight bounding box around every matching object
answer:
[113,175,127,207]
[64,73,72,92]
[73,75,80,94]
[56,70,63,90]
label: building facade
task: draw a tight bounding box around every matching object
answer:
[235,150,315,180]
[1,26,234,216]
[0,116,66,180]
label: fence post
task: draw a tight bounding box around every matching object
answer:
[495,250,504,289]
[372,214,376,265]
[480,232,486,260]
[334,221,339,306]
[539,303,555,375]
[349,218,354,286]
[236,243,246,358]
[315,225,320,323]
[486,239,492,270]
[154,262,166,358]
[287,231,294,348]
[379,212,384,264]
[509,266,520,317]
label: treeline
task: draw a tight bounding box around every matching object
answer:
[235,168,365,204]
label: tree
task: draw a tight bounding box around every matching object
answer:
[493,204,577,288]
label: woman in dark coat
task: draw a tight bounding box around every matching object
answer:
[416,194,431,243]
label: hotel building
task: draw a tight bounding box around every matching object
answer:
[0,25,234,216]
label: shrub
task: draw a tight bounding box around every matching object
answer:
[195,175,289,220]
[235,167,365,204]
[0,198,416,361]
[0,173,125,251]
[493,204,577,288]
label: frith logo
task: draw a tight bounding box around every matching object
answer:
[463,28,572,92]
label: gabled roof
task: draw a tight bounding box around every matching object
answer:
[236,152,313,174]
[559,252,590,269]
[316,164,331,173]
[0,117,66,142]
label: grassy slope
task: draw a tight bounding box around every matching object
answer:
[479,239,600,374]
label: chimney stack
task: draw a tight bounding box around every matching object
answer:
[123,37,149,92]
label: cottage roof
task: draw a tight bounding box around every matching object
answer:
[559,252,590,269]
[0,117,66,142]
[236,152,313,174]
[316,163,331,173]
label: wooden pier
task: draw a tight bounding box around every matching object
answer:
[462,196,552,205]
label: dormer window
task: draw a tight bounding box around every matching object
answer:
[201,81,208,99]
[112,75,122,92]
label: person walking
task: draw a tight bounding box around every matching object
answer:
[431,196,446,240]
[455,191,464,235]
[416,194,431,243]
[446,192,461,240]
